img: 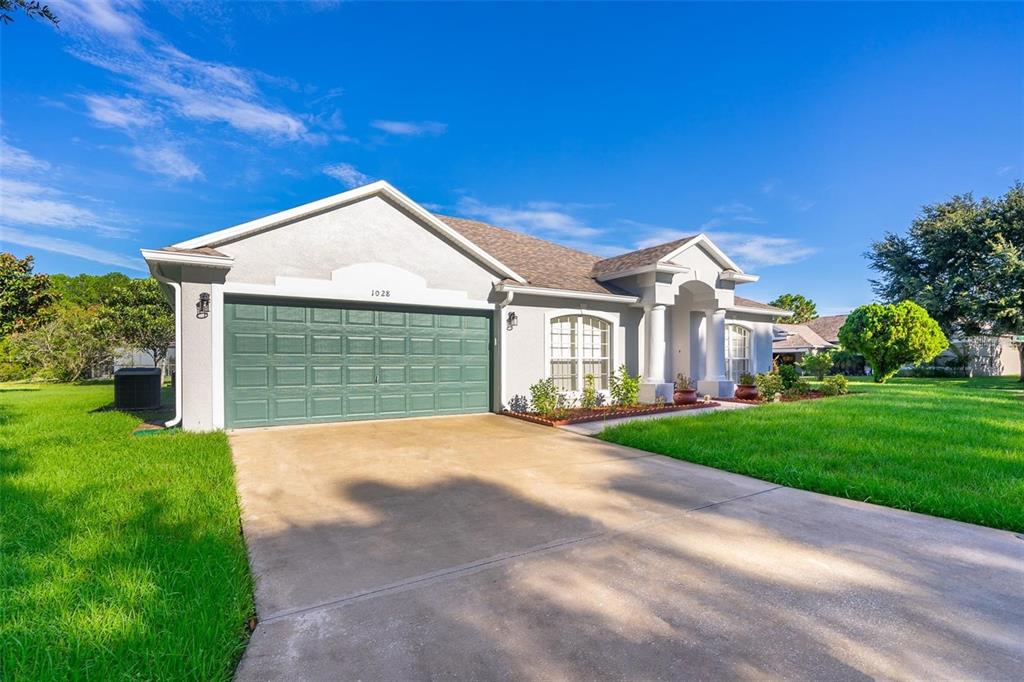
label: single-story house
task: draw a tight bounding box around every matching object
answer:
[142,181,792,431]
[772,314,845,364]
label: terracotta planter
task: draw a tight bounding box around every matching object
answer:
[674,388,699,405]
[735,384,759,400]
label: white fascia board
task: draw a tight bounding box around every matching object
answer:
[593,263,689,282]
[660,233,743,273]
[495,283,640,304]
[140,248,235,269]
[720,271,760,283]
[725,304,794,318]
[170,180,526,284]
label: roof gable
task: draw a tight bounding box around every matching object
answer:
[592,233,742,280]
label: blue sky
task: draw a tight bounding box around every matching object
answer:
[1,1,1021,315]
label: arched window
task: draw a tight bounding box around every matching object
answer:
[549,315,612,391]
[725,324,751,382]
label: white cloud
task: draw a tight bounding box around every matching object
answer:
[0,139,50,172]
[0,177,132,237]
[0,226,145,271]
[996,165,1014,176]
[322,162,369,188]
[456,197,603,238]
[713,201,754,215]
[49,0,146,40]
[706,231,817,268]
[83,94,161,129]
[129,144,202,181]
[371,120,447,137]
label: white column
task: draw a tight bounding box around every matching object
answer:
[704,308,727,381]
[644,304,667,382]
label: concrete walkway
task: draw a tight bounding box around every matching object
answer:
[229,414,1024,681]
[562,399,754,435]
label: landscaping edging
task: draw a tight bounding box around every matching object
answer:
[503,401,721,427]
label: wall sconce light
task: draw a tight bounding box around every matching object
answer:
[506,311,518,331]
[196,292,211,319]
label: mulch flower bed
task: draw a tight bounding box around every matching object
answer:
[720,390,834,405]
[503,401,720,427]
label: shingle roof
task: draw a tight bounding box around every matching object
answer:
[590,236,697,278]
[734,296,791,315]
[774,323,833,351]
[805,315,847,344]
[436,215,624,295]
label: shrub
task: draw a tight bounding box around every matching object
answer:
[580,373,598,409]
[800,350,835,380]
[675,373,693,390]
[737,372,756,386]
[784,378,812,398]
[609,364,640,406]
[777,364,800,390]
[821,374,849,396]
[529,378,558,415]
[754,372,784,399]
[507,394,530,413]
[838,301,948,383]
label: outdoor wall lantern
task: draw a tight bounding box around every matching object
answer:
[196,292,211,319]
[506,311,518,331]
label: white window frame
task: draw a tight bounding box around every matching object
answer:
[724,323,751,382]
[543,310,619,394]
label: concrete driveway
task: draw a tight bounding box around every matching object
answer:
[230,414,1023,681]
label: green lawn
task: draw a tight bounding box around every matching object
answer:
[1,383,254,680]
[599,376,1024,532]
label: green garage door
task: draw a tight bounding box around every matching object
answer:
[224,298,492,428]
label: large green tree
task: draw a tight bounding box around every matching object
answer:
[49,272,132,308]
[868,183,1024,379]
[0,253,54,337]
[838,301,948,383]
[769,293,818,323]
[102,279,175,367]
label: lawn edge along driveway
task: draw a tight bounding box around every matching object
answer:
[1,383,255,680]
[599,376,1024,532]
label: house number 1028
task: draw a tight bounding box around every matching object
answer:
[371,289,391,298]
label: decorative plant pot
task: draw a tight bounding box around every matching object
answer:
[735,384,759,400]
[674,388,699,405]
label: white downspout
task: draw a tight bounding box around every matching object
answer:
[153,264,182,428]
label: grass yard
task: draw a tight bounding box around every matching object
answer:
[600,376,1024,532]
[1,383,254,680]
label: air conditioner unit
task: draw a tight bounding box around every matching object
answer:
[114,368,162,411]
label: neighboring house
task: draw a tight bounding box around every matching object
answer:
[142,181,791,431]
[774,313,1021,377]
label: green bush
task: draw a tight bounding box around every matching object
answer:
[737,372,756,386]
[580,373,598,409]
[800,350,835,380]
[529,378,558,415]
[755,372,784,399]
[610,364,640,406]
[821,374,849,396]
[784,378,813,398]
[777,364,800,390]
[838,301,948,383]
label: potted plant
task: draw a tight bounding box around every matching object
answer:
[674,374,698,405]
[735,372,759,400]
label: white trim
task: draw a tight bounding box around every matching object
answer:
[211,283,225,429]
[150,265,182,428]
[542,309,621,393]
[660,233,743,273]
[496,289,514,408]
[221,281,495,311]
[726,304,794,318]
[495,283,639,304]
[140,248,234,268]
[720,271,760,283]
[593,263,690,282]
[170,181,526,284]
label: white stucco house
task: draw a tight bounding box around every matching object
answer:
[142,181,792,431]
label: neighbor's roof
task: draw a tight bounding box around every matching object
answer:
[805,314,848,344]
[773,323,834,350]
[734,297,791,314]
[589,236,697,278]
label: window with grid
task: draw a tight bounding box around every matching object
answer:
[725,324,751,382]
[549,315,612,391]
[549,315,578,391]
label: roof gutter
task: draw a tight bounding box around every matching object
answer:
[727,304,794,318]
[494,283,640,304]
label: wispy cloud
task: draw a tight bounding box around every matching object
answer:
[322,162,369,188]
[706,231,817,268]
[456,196,603,238]
[996,165,1014,176]
[83,94,162,129]
[1,226,145,271]
[371,120,447,137]
[0,139,51,172]
[129,144,202,181]
[713,201,754,215]
[49,0,146,41]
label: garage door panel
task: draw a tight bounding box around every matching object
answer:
[225,299,491,427]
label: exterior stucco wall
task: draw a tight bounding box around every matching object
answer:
[724,312,777,376]
[500,294,641,406]
[178,265,227,432]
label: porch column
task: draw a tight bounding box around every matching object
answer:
[644,304,667,382]
[697,308,733,398]
[639,304,673,402]
[704,308,727,380]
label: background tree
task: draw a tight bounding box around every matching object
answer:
[800,349,835,380]
[769,293,818,323]
[102,279,175,368]
[0,253,54,337]
[5,305,115,382]
[50,272,131,308]
[0,0,59,26]
[868,183,1023,378]
[838,301,948,383]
